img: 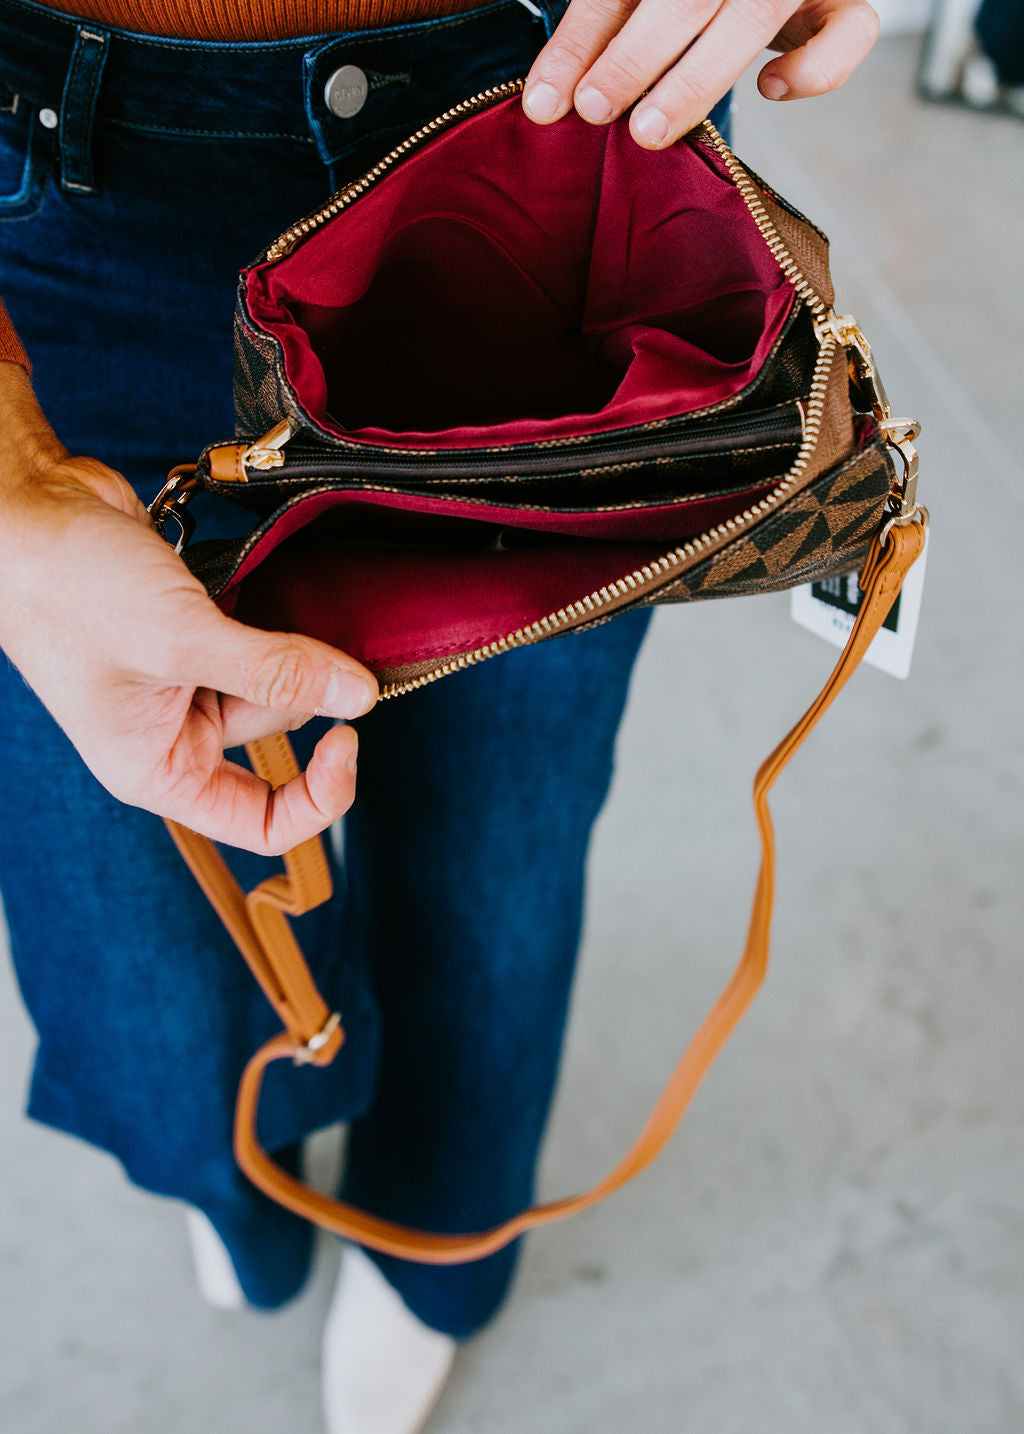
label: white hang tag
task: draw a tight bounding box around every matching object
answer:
[789,529,929,680]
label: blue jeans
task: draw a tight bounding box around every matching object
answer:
[0,0,727,1336]
[977,0,1024,85]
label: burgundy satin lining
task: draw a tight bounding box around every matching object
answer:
[245,98,794,449]
[232,540,670,670]
[220,479,778,669]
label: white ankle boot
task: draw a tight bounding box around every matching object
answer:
[322,1244,456,1434]
[184,1207,246,1312]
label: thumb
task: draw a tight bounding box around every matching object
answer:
[178,607,379,720]
[758,2,879,101]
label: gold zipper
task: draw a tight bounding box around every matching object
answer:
[248,84,881,700]
[263,79,527,263]
[700,122,830,323]
[379,334,838,697]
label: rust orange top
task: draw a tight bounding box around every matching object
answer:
[0,0,494,371]
[31,0,493,40]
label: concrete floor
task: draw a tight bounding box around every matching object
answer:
[2,35,1023,1434]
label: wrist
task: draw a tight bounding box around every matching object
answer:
[0,361,70,499]
[0,365,142,551]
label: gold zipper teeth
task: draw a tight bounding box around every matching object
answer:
[264,80,525,262]
[701,122,829,322]
[380,335,837,699]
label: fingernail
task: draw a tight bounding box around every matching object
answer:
[523,81,562,122]
[346,737,359,775]
[575,86,613,124]
[323,670,376,718]
[760,75,789,100]
[632,105,669,147]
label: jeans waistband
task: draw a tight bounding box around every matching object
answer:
[0,0,564,188]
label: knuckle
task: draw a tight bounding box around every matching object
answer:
[60,455,127,505]
[850,0,881,44]
[661,65,707,118]
[594,45,652,94]
[147,629,192,681]
[801,49,847,92]
[849,0,880,27]
[156,753,208,814]
[579,0,633,27]
[575,0,634,26]
[789,2,880,94]
[540,0,634,70]
[144,592,215,680]
[543,36,601,73]
[80,466,125,508]
[261,793,303,858]
[659,0,707,24]
[738,0,786,38]
[252,647,308,711]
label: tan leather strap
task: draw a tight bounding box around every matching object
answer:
[166,522,925,1263]
[165,730,342,1059]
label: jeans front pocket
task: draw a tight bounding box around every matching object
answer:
[0,87,52,221]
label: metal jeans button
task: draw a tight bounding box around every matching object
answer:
[324,65,369,119]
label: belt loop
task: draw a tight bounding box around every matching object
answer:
[59,25,110,195]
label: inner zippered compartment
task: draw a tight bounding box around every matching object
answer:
[215,403,804,513]
[243,96,796,452]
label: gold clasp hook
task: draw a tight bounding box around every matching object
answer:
[815,313,893,418]
[148,463,202,554]
[816,312,928,537]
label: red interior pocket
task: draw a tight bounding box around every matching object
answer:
[232,98,802,670]
[224,479,779,672]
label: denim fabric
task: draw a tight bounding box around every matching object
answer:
[976,0,1024,85]
[0,0,727,1335]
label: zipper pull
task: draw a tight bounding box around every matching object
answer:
[242,417,297,471]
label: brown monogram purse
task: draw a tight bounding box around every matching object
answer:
[150,81,927,1262]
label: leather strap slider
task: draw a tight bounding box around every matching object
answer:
[292,1010,344,1066]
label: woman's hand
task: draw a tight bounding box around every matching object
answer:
[0,363,378,855]
[522,0,880,148]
